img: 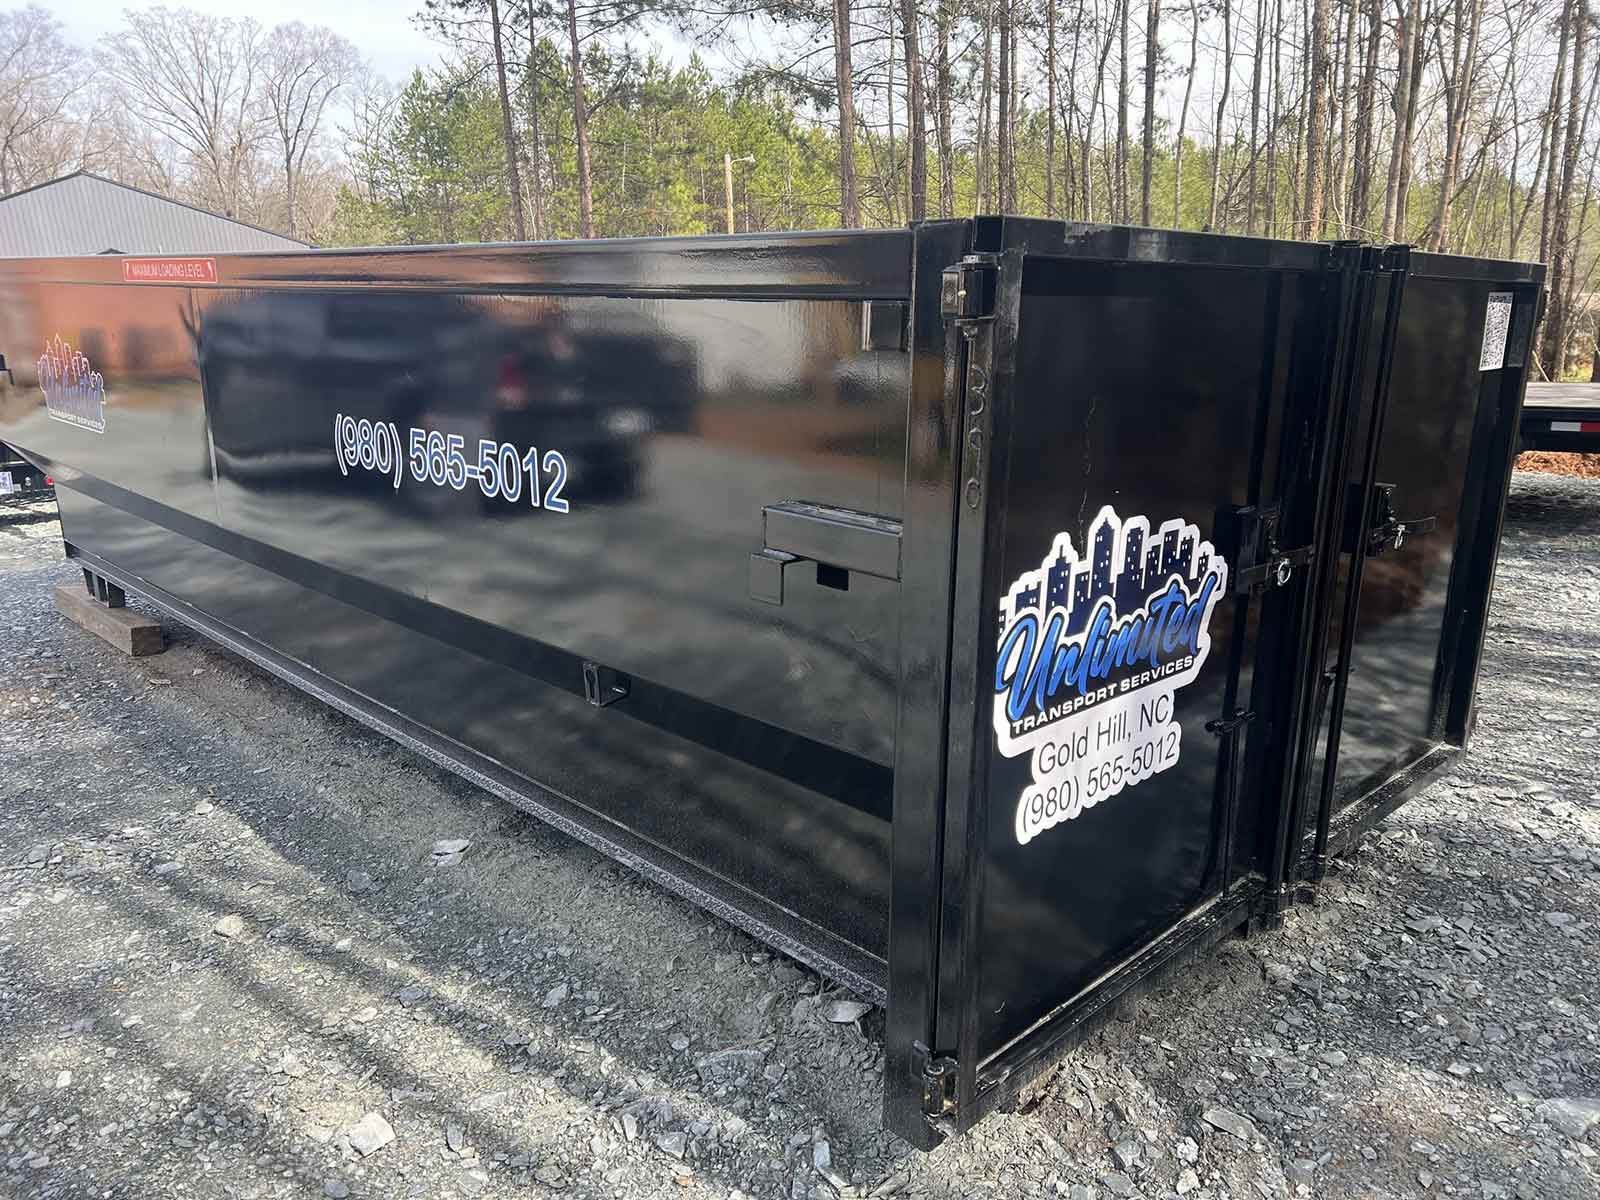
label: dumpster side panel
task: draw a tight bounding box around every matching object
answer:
[192,287,906,772]
[0,232,920,987]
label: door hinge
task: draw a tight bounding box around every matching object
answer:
[1222,504,1313,596]
[914,1042,959,1121]
[941,256,998,326]
[1350,482,1436,556]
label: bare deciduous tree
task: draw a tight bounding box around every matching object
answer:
[99,8,267,219]
[262,22,358,239]
[0,7,88,194]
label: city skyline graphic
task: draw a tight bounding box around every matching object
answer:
[38,334,107,433]
[1003,508,1217,638]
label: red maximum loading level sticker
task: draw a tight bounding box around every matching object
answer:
[121,257,218,284]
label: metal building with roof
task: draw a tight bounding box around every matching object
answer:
[0,171,308,257]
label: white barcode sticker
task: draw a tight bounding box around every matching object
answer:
[1480,293,1513,371]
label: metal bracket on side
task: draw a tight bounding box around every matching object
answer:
[582,662,630,708]
[749,501,903,605]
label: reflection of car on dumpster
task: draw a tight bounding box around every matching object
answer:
[198,292,677,501]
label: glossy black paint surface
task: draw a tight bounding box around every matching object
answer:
[1326,274,1538,807]
[0,230,915,977]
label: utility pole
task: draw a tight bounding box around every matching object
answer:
[725,153,754,233]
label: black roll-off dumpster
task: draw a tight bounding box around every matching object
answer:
[0,218,1542,1145]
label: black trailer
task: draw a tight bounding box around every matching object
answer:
[0,220,1540,1146]
[0,441,52,503]
[2,354,54,502]
[1520,382,1600,452]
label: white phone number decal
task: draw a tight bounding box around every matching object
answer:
[334,414,569,512]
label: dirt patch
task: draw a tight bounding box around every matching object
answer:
[1516,451,1600,478]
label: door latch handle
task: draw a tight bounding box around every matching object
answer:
[1220,503,1314,596]
[1358,483,1436,556]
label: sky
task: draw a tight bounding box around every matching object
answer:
[58,0,444,83]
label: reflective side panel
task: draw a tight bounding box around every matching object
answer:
[0,282,214,517]
[192,288,907,770]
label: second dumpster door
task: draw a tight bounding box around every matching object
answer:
[1318,271,1535,816]
[946,243,1344,1073]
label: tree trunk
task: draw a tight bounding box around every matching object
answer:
[566,0,595,237]
[1431,0,1484,250]
[1540,0,1574,264]
[936,0,955,217]
[1117,0,1130,220]
[1333,0,1358,233]
[834,0,860,226]
[886,0,899,224]
[998,0,1012,211]
[283,153,298,241]
[1393,0,1427,235]
[1141,0,1160,224]
[1545,0,1589,375]
[1246,0,1265,232]
[1088,0,1118,220]
[904,0,926,220]
[489,0,528,241]
[1064,0,1084,218]
[1303,0,1332,237]
[525,36,546,240]
[1208,0,1233,230]
[978,2,993,212]
[1381,0,1417,240]
[1047,0,1058,217]
[1348,0,1380,232]
[1175,0,1200,226]
[1266,0,1282,234]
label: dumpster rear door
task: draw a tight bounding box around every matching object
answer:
[901,222,1362,1138]
[1305,256,1542,847]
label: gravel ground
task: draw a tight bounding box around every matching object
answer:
[2,472,1598,1200]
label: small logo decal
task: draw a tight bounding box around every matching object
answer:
[38,335,106,433]
[994,505,1229,844]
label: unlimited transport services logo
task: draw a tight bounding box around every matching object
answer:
[38,335,106,434]
[994,505,1228,844]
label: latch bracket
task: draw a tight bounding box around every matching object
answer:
[1223,504,1313,596]
[940,256,998,326]
[1353,482,1437,556]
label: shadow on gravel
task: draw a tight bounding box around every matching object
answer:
[0,506,58,529]
[0,662,897,1196]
